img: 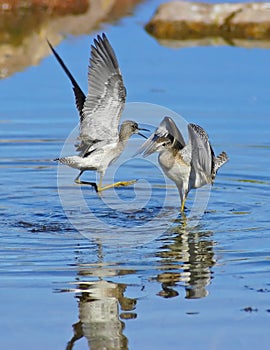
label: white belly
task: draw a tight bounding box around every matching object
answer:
[59,141,123,173]
[159,150,191,192]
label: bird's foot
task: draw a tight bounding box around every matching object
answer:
[114,179,137,187]
[98,179,137,192]
[74,179,137,192]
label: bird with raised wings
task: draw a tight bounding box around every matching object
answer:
[47,33,148,192]
[136,116,228,212]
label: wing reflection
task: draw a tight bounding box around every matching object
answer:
[155,224,215,299]
[64,223,216,348]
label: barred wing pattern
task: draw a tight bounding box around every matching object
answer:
[188,123,214,188]
[81,34,126,144]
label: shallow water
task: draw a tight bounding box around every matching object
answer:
[1,0,270,349]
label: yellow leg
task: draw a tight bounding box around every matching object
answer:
[98,175,103,190]
[74,172,137,192]
[180,198,186,213]
[97,179,137,192]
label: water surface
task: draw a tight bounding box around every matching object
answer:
[1,0,270,349]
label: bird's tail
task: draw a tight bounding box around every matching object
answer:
[214,151,229,173]
[55,157,70,166]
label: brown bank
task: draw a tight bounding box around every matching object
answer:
[145,1,270,47]
[0,0,143,78]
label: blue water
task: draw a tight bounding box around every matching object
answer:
[1,0,270,349]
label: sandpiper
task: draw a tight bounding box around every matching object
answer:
[136,116,228,212]
[47,33,148,192]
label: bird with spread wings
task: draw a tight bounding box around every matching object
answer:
[136,116,228,212]
[47,33,148,192]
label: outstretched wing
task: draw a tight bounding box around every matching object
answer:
[159,116,186,148]
[135,116,186,157]
[81,33,126,144]
[47,39,86,121]
[188,123,214,188]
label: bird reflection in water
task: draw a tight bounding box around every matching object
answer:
[64,225,215,349]
[66,266,137,350]
[155,223,215,299]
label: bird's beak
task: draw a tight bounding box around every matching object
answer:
[137,127,150,139]
[138,132,148,139]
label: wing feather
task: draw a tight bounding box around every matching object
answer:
[47,39,86,120]
[188,123,214,188]
[159,117,186,148]
[135,116,186,156]
[81,33,126,143]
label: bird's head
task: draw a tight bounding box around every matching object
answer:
[120,120,149,141]
[134,134,173,158]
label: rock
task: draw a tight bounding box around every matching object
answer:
[145,1,270,41]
